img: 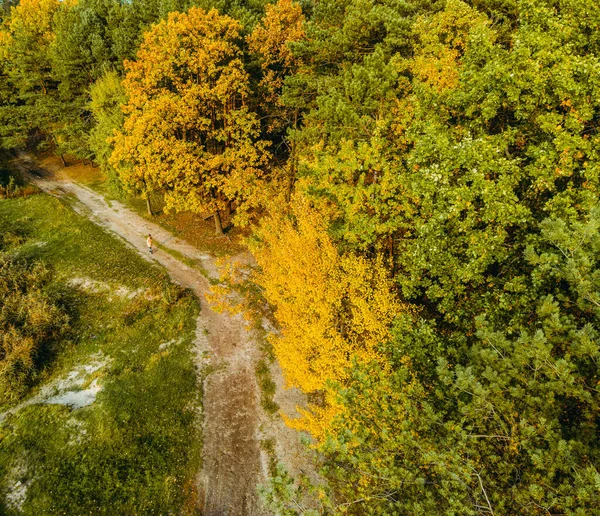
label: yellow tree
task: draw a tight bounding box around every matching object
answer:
[412,0,491,93]
[248,0,305,201]
[247,0,305,119]
[251,193,402,439]
[111,7,269,233]
[0,0,75,155]
[0,0,60,94]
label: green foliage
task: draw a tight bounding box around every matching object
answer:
[0,0,62,150]
[88,70,127,190]
[259,463,323,516]
[51,0,118,91]
[0,0,209,156]
[322,223,600,512]
[190,0,270,30]
[0,172,38,199]
[0,0,599,512]
[262,0,600,513]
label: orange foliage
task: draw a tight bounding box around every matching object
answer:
[248,0,305,75]
[110,8,269,226]
[247,0,305,131]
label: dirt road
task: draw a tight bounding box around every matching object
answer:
[14,155,271,515]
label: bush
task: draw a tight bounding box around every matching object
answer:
[0,257,69,404]
[0,171,38,199]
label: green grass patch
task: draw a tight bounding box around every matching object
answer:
[256,359,279,416]
[0,194,203,515]
[157,243,217,285]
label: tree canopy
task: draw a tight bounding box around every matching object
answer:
[111,7,269,232]
[0,0,599,513]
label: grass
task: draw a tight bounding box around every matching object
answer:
[255,330,280,416]
[0,193,203,515]
[256,359,279,415]
[259,438,278,477]
[157,243,217,285]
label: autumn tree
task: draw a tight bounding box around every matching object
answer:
[0,0,59,98]
[258,0,600,513]
[247,0,305,133]
[250,193,401,438]
[111,7,269,232]
[247,0,305,202]
[0,0,64,153]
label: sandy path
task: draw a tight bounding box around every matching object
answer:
[14,155,270,515]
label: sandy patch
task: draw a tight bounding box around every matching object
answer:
[4,459,29,511]
[43,378,102,409]
[159,338,179,351]
[257,358,325,509]
[0,354,109,424]
[68,277,144,300]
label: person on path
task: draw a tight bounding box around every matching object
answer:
[147,234,153,254]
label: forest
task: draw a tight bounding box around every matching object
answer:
[1,0,599,513]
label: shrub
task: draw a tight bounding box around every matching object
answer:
[0,172,39,199]
[0,257,69,404]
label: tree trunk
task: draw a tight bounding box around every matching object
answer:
[51,133,66,166]
[213,210,223,235]
[388,234,396,277]
[145,195,153,216]
[285,174,295,203]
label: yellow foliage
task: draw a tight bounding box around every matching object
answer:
[110,7,269,224]
[412,0,491,92]
[248,0,305,74]
[251,193,403,436]
[6,0,61,35]
[285,387,343,443]
[247,0,305,131]
[0,0,63,61]
[205,257,267,329]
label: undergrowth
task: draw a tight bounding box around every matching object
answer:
[0,257,70,404]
